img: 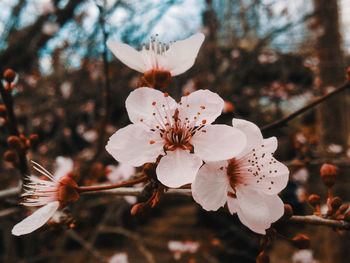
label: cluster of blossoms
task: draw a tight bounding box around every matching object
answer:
[12,32,289,236]
[106,32,289,234]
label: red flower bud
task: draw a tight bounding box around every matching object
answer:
[331,197,342,211]
[320,163,337,187]
[29,134,39,146]
[279,204,294,221]
[142,163,157,179]
[7,136,23,150]
[308,194,321,207]
[0,105,7,117]
[292,234,311,249]
[3,69,16,83]
[3,150,17,162]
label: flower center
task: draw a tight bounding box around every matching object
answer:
[226,158,243,193]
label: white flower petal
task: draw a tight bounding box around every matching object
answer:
[226,196,239,214]
[235,187,284,234]
[179,89,224,126]
[262,137,278,154]
[191,124,247,162]
[164,33,205,76]
[192,161,229,211]
[232,118,263,156]
[54,156,73,180]
[156,149,202,188]
[126,87,177,126]
[106,124,164,167]
[107,41,146,73]
[12,201,59,236]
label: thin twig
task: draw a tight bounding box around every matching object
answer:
[80,187,192,196]
[261,82,350,132]
[287,215,350,230]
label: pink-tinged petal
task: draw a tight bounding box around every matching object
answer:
[107,163,136,183]
[232,118,263,156]
[106,124,164,167]
[179,89,224,126]
[192,161,229,211]
[235,187,284,234]
[156,149,202,188]
[126,87,177,126]
[107,41,146,73]
[191,124,247,162]
[12,201,59,236]
[164,33,205,76]
[262,137,277,153]
[54,156,73,180]
[226,196,239,214]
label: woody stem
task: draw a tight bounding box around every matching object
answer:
[77,176,148,193]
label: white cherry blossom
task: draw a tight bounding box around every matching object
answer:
[107,33,205,76]
[12,158,77,236]
[106,87,246,188]
[192,118,289,234]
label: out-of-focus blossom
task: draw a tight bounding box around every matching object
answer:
[40,0,55,15]
[107,163,136,183]
[231,49,240,59]
[292,168,309,184]
[192,119,289,234]
[107,164,137,204]
[109,252,129,263]
[292,249,317,263]
[327,144,343,154]
[182,79,196,95]
[107,33,204,76]
[42,22,59,36]
[83,130,98,143]
[347,148,350,158]
[60,81,72,99]
[106,88,246,188]
[296,186,307,202]
[12,158,77,236]
[168,240,200,260]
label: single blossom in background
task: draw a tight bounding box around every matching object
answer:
[192,119,289,234]
[106,87,247,188]
[107,163,138,204]
[107,33,205,79]
[12,157,78,236]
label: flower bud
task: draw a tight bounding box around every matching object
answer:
[292,234,311,249]
[3,69,16,83]
[320,163,337,187]
[0,105,7,117]
[130,203,145,216]
[29,134,39,146]
[330,197,342,211]
[256,251,270,263]
[308,194,320,208]
[259,235,271,248]
[7,136,22,150]
[346,67,350,82]
[3,150,17,162]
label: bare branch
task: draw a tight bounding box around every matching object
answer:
[288,215,350,230]
[261,82,350,132]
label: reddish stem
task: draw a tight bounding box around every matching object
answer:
[77,176,148,193]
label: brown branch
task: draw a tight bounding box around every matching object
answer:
[288,215,350,230]
[261,82,350,132]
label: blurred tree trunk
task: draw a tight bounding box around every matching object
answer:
[313,0,349,157]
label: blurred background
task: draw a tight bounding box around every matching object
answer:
[0,0,350,262]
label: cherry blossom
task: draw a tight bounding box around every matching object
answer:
[107,33,205,76]
[12,158,78,236]
[192,118,289,234]
[106,87,246,188]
